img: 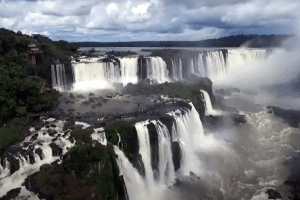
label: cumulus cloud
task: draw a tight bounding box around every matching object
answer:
[0,0,299,41]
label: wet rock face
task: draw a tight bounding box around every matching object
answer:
[0,187,21,200]
[147,123,159,174]
[267,106,300,128]
[171,141,181,171]
[265,189,282,199]
[35,148,43,160]
[49,143,63,157]
[7,156,20,175]
[76,94,85,99]
[231,114,247,125]
[158,115,174,138]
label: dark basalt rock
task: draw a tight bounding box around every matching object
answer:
[6,145,23,154]
[35,148,43,160]
[76,94,85,99]
[69,93,75,99]
[158,115,174,139]
[147,123,159,177]
[28,152,35,164]
[0,187,21,200]
[267,106,300,128]
[50,124,56,128]
[231,114,247,125]
[265,189,282,199]
[49,143,63,157]
[7,156,20,175]
[47,130,57,136]
[30,134,39,141]
[89,92,94,96]
[106,95,113,98]
[81,101,91,106]
[89,98,97,103]
[23,172,41,198]
[171,141,181,171]
[40,164,51,171]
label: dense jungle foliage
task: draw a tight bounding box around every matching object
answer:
[27,128,126,200]
[0,28,78,124]
[0,28,78,155]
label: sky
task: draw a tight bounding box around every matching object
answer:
[0,0,299,42]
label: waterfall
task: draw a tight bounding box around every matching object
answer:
[0,119,75,197]
[72,58,139,90]
[51,65,57,89]
[167,103,204,176]
[205,51,226,80]
[170,58,183,80]
[146,57,170,83]
[226,49,266,70]
[197,54,205,77]
[200,90,223,116]
[119,57,139,85]
[135,121,156,189]
[114,103,205,200]
[151,120,175,185]
[51,63,68,91]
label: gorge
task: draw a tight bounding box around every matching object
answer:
[1,45,300,200]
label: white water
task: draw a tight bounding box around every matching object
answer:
[200,89,223,116]
[226,48,266,70]
[206,51,226,80]
[119,57,139,85]
[114,103,207,200]
[185,49,267,81]
[91,127,107,146]
[51,63,67,91]
[167,103,205,176]
[0,118,75,197]
[146,57,170,83]
[135,121,156,189]
[170,58,183,80]
[51,48,268,91]
[71,57,139,90]
[151,120,175,185]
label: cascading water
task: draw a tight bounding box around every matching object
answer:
[50,48,267,91]
[170,58,183,80]
[205,51,227,80]
[0,118,75,197]
[200,89,223,116]
[167,103,205,177]
[71,57,139,90]
[119,57,139,85]
[226,49,266,70]
[51,63,67,91]
[114,103,206,200]
[146,57,170,83]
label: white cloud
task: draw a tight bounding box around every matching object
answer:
[0,0,298,41]
[132,3,150,14]
[106,3,118,14]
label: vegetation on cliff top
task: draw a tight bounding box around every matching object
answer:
[122,81,210,113]
[106,121,145,176]
[0,28,78,124]
[0,28,78,157]
[25,128,126,199]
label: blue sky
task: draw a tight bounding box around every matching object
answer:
[0,0,299,42]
